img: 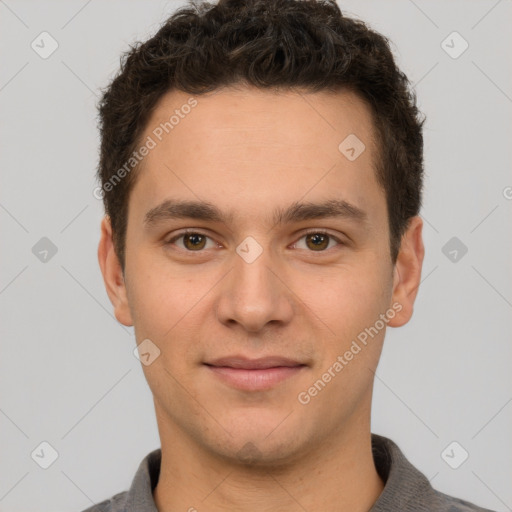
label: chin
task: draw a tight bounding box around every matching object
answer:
[202,421,310,469]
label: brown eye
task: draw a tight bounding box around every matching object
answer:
[305,233,330,251]
[183,233,207,250]
[167,231,215,251]
[294,231,343,252]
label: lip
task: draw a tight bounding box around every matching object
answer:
[206,356,304,369]
[204,356,307,391]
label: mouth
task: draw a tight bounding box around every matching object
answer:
[203,356,307,391]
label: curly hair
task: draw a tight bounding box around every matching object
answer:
[96,0,425,269]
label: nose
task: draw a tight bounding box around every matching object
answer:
[214,243,295,333]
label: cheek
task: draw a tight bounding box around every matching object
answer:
[294,259,390,323]
[296,265,390,403]
[126,249,194,333]
[293,264,392,388]
[126,257,215,374]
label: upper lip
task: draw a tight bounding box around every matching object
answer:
[205,356,305,370]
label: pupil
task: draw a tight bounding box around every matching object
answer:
[308,233,328,250]
[186,233,205,250]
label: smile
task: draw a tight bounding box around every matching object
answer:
[204,356,307,391]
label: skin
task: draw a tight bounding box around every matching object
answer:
[98,86,424,512]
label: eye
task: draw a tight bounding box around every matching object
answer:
[165,229,344,253]
[166,230,218,251]
[293,230,343,252]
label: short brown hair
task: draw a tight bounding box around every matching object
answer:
[96,0,425,269]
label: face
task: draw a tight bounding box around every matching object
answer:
[99,86,424,466]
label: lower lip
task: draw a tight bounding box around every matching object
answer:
[205,365,305,391]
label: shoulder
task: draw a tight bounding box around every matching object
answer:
[77,447,161,512]
[434,490,497,512]
[370,434,497,512]
[78,491,128,512]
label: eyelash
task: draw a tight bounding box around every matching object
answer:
[165,229,345,254]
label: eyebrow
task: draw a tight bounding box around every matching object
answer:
[143,198,368,229]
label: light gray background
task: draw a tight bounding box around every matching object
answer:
[1,1,511,511]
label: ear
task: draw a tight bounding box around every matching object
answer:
[387,215,425,327]
[97,216,134,327]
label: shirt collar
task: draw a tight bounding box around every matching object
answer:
[369,433,440,511]
[123,433,439,511]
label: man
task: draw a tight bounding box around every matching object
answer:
[86,0,495,510]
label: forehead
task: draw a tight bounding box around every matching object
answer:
[145,86,377,155]
[130,86,385,230]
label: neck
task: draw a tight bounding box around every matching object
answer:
[153,410,384,512]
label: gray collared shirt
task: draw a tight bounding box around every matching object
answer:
[80,434,496,511]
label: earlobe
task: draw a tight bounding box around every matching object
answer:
[387,216,425,328]
[97,216,134,327]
